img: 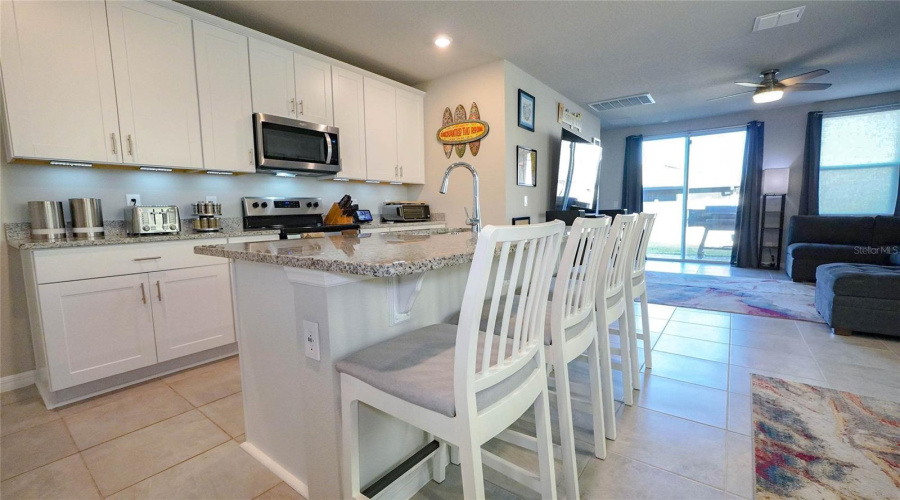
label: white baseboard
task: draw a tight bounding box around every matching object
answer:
[0,370,36,393]
[241,442,310,499]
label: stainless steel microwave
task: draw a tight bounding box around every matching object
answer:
[253,113,341,176]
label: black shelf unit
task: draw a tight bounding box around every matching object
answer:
[758,194,786,269]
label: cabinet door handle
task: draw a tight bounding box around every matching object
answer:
[126,134,134,156]
[249,148,254,166]
[290,98,296,114]
[298,99,304,115]
[395,165,399,177]
[156,281,162,301]
[400,165,403,177]
[140,283,147,304]
[111,133,117,155]
[133,256,161,261]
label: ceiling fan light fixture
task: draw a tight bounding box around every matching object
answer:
[752,87,784,104]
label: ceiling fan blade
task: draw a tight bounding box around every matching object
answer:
[786,83,832,91]
[780,69,829,86]
[735,82,765,87]
[707,90,755,101]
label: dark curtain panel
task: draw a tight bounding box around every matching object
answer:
[799,111,823,215]
[622,135,643,214]
[895,183,900,216]
[731,121,765,268]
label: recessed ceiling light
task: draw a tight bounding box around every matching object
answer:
[434,35,452,48]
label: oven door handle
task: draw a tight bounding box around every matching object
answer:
[324,133,333,165]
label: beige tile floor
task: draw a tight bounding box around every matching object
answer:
[2,302,898,499]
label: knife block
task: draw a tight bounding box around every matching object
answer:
[324,203,354,225]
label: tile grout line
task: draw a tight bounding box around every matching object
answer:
[99,438,236,498]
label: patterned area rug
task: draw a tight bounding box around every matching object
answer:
[645,272,823,323]
[752,375,900,499]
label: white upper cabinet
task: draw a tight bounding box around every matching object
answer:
[294,53,333,126]
[249,38,296,119]
[1,0,122,163]
[193,21,255,173]
[395,89,425,184]
[106,1,203,169]
[331,67,367,180]
[363,77,399,182]
[363,77,425,184]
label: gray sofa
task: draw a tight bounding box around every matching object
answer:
[785,215,900,282]
[815,263,900,337]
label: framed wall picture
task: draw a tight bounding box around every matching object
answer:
[511,216,531,225]
[517,146,537,187]
[518,89,535,131]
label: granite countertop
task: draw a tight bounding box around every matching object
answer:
[5,218,446,251]
[194,228,477,277]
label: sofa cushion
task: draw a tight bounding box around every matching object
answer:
[815,263,900,301]
[786,243,884,264]
[872,216,900,247]
[787,216,875,246]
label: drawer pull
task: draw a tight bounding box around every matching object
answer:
[140,283,147,304]
[156,280,162,301]
[133,256,162,262]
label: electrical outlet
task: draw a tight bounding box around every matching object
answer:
[126,194,141,207]
[524,195,528,207]
[302,320,320,361]
[205,196,217,203]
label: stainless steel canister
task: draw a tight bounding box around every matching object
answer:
[69,198,105,240]
[28,201,67,241]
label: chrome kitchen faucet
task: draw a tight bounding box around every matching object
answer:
[439,162,482,233]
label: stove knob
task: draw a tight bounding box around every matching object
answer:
[143,225,150,232]
[261,202,268,208]
[252,202,259,209]
[306,202,313,208]
[313,202,319,208]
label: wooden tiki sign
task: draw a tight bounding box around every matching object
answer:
[436,102,490,159]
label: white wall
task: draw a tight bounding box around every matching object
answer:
[504,61,601,223]
[598,90,900,225]
[411,61,508,228]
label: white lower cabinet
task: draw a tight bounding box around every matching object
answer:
[149,264,235,362]
[38,273,158,391]
[35,257,235,391]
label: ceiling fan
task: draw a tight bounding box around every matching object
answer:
[709,69,832,103]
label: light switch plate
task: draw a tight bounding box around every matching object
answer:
[126,194,141,207]
[302,320,320,361]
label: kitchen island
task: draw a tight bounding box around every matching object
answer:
[195,230,477,499]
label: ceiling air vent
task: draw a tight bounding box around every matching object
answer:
[589,93,655,112]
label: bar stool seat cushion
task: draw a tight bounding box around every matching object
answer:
[336,323,538,418]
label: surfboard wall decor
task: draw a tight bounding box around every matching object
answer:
[436,102,489,159]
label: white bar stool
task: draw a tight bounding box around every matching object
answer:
[623,212,657,384]
[595,213,638,422]
[337,221,564,499]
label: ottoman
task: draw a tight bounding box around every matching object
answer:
[815,263,900,337]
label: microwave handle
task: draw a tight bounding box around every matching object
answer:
[324,133,333,164]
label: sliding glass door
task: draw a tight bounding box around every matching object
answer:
[642,129,747,262]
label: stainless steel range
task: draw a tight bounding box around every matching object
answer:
[242,197,359,239]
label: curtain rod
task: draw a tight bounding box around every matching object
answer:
[820,102,900,117]
[644,123,747,140]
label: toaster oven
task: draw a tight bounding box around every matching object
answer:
[380,202,431,222]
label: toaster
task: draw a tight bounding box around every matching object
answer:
[126,206,181,235]
[381,202,431,222]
